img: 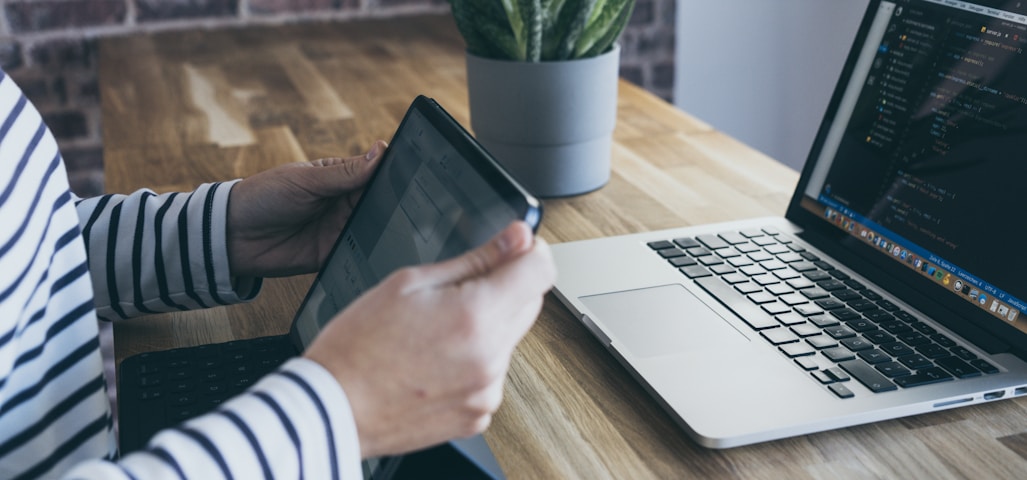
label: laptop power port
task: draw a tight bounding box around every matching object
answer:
[983,390,1006,401]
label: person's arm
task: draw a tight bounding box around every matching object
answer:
[66,145,554,478]
[61,148,383,478]
[75,182,262,321]
[74,141,384,320]
[63,221,554,479]
[63,358,362,478]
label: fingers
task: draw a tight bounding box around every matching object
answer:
[303,140,387,195]
[311,140,386,167]
[477,235,556,308]
[463,378,505,436]
[447,372,506,438]
[403,221,535,290]
[364,140,386,161]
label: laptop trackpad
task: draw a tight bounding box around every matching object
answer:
[581,284,748,358]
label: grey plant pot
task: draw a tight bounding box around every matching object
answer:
[466,45,620,198]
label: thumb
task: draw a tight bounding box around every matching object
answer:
[409,221,534,289]
[301,140,386,195]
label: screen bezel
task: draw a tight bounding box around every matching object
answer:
[784,0,1027,355]
[287,95,542,349]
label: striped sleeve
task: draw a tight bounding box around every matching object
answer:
[0,68,366,479]
[74,181,262,320]
[62,358,363,479]
[0,69,118,479]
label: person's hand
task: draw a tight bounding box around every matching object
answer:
[304,221,556,458]
[226,140,386,278]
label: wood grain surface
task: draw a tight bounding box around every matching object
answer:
[99,14,1027,479]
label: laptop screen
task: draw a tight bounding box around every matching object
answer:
[794,0,1027,337]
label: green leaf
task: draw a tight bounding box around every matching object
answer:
[479,20,524,60]
[574,0,632,57]
[502,0,527,60]
[553,0,597,60]
[450,0,491,56]
[540,0,567,59]
[519,0,543,61]
[543,0,567,28]
[451,0,629,61]
[451,0,523,60]
[477,0,509,23]
[582,0,633,57]
[589,0,610,26]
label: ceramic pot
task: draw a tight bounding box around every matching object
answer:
[466,45,620,197]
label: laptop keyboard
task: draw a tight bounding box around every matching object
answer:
[118,335,294,452]
[647,227,999,399]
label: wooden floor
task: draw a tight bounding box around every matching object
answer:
[99,14,1027,479]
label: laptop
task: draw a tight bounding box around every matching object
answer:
[117,95,542,478]
[551,0,1027,448]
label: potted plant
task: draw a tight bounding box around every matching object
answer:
[449,0,636,197]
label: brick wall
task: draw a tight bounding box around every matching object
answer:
[0,0,675,196]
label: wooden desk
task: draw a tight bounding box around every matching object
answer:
[99,14,1027,479]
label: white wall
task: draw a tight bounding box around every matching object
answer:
[674,0,870,171]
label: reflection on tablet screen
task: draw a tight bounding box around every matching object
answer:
[293,107,522,348]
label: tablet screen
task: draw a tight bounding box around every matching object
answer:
[291,97,541,348]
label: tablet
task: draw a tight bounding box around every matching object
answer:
[291,95,543,349]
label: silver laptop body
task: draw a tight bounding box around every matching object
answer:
[551,0,1027,448]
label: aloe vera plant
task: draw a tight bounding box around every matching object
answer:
[449,0,636,62]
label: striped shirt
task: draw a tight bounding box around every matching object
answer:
[0,71,361,478]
